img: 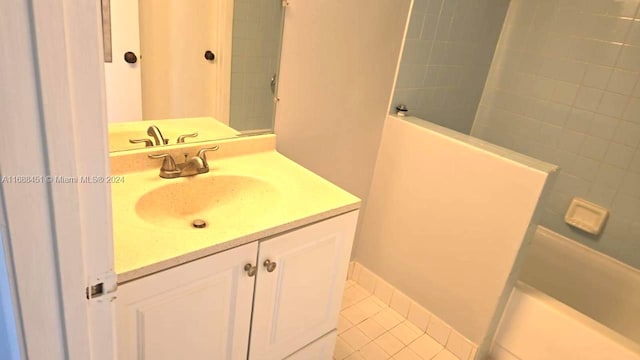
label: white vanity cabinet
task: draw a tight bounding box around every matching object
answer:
[115,210,358,360]
[249,211,357,359]
[115,242,258,360]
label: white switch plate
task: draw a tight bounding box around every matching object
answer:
[564,197,609,235]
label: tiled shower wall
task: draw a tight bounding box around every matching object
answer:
[473,0,640,268]
[391,0,509,133]
[229,0,282,131]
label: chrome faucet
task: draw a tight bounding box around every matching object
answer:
[147,125,169,146]
[148,146,219,179]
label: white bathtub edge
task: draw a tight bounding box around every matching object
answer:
[520,226,640,344]
[493,281,640,360]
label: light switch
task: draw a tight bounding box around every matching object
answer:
[564,197,609,235]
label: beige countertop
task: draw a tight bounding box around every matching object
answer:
[110,137,360,283]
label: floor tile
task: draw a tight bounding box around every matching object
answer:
[432,350,458,360]
[373,308,404,330]
[335,278,466,360]
[346,352,366,360]
[389,321,422,345]
[341,327,371,350]
[342,304,371,325]
[356,297,385,317]
[339,315,355,334]
[334,336,355,360]
[374,332,405,356]
[393,347,423,360]
[359,341,391,360]
[345,284,370,300]
[342,285,371,309]
[357,318,386,339]
[370,296,389,308]
[408,334,443,359]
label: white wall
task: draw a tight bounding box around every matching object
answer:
[274,0,411,202]
[356,116,555,355]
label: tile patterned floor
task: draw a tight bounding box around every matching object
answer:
[334,280,460,360]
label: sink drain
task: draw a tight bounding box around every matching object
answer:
[192,219,207,229]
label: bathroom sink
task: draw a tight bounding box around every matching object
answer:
[135,175,281,229]
[110,138,361,281]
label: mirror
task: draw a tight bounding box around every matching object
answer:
[102,0,284,152]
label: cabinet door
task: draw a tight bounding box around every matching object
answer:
[116,242,257,360]
[249,211,359,360]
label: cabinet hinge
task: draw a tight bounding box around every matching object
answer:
[86,271,118,300]
[282,0,290,7]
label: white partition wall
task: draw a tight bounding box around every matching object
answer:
[356,116,557,358]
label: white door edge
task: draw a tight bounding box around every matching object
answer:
[0,0,115,359]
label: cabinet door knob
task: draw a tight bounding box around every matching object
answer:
[263,259,277,272]
[204,50,215,61]
[124,51,138,64]
[244,263,257,277]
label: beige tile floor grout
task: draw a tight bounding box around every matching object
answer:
[334,280,459,360]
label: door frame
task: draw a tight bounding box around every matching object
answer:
[0,0,115,359]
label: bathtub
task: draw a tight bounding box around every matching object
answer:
[491,226,640,359]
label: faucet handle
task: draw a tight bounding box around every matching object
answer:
[177,133,199,143]
[148,153,177,171]
[197,146,219,158]
[197,146,220,168]
[129,138,154,147]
